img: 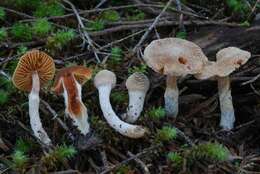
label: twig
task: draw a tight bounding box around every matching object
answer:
[49,170,80,174]
[241,73,260,86]
[175,0,186,32]
[40,99,75,141]
[175,127,194,146]
[133,0,174,53]
[100,145,160,174]
[1,7,34,19]
[127,151,150,174]
[62,0,101,63]
[95,0,109,8]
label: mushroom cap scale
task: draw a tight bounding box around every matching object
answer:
[12,50,55,92]
[94,70,116,88]
[196,47,251,79]
[52,66,92,94]
[143,38,208,76]
[126,72,150,92]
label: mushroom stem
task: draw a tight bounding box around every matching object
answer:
[164,75,179,117]
[29,72,51,145]
[62,79,90,135]
[125,91,146,123]
[218,76,235,130]
[97,85,147,138]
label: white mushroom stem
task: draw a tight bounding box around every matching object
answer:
[62,79,90,135]
[29,72,52,146]
[97,85,147,138]
[164,75,179,117]
[125,91,146,123]
[218,76,235,130]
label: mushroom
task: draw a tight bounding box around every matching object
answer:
[12,50,55,146]
[94,70,148,138]
[196,47,251,130]
[122,72,150,123]
[143,38,208,117]
[52,66,92,135]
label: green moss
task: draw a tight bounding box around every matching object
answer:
[47,30,76,50]
[14,0,41,9]
[87,19,105,31]
[226,0,249,15]
[32,18,52,37]
[128,64,148,74]
[156,126,177,142]
[0,28,7,41]
[11,150,28,170]
[0,90,9,105]
[34,1,64,17]
[167,152,183,169]
[176,31,187,39]
[16,46,28,56]
[148,106,166,120]
[0,7,6,20]
[100,10,120,22]
[11,23,33,41]
[110,47,123,64]
[189,142,229,162]
[111,91,128,104]
[127,9,145,21]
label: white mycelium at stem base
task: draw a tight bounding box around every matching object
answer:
[218,76,235,130]
[62,78,90,135]
[124,72,150,123]
[94,70,147,138]
[164,75,179,117]
[29,72,52,145]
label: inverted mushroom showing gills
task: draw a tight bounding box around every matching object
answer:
[94,70,147,138]
[123,72,150,123]
[52,66,92,135]
[196,47,251,130]
[143,38,208,117]
[12,50,55,146]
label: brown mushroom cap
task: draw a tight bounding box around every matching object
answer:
[52,66,92,94]
[143,38,208,76]
[196,47,251,79]
[12,50,55,92]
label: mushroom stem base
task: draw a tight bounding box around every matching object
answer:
[98,85,147,138]
[29,72,52,146]
[164,75,179,117]
[218,76,235,130]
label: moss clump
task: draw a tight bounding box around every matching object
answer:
[128,64,148,75]
[156,126,177,142]
[32,18,52,37]
[167,152,183,169]
[111,91,128,104]
[110,47,123,64]
[189,142,229,162]
[0,28,7,41]
[0,7,6,20]
[47,30,76,50]
[11,23,33,41]
[11,150,29,172]
[87,19,105,31]
[0,90,9,105]
[148,106,166,120]
[34,1,64,17]
[100,10,120,22]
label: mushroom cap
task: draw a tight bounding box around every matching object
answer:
[94,70,116,88]
[126,72,150,93]
[12,50,55,92]
[143,38,208,76]
[52,66,92,94]
[196,47,251,79]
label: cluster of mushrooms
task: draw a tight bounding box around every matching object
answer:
[11,37,251,146]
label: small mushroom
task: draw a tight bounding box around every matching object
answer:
[52,66,92,135]
[196,47,251,130]
[12,50,55,146]
[122,72,150,123]
[94,70,148,138]
[143,38,208,117]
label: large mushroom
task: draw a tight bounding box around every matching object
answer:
[122,72,150,123]
[12,50,55,146]
[94,70,148,138]
[196,47,251,130]
[143,38,208,117]
[52,66,92,135]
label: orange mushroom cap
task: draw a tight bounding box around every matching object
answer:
[52,66,92,94]
[12,50,55,92]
